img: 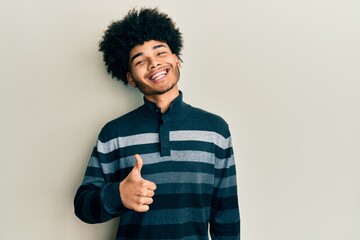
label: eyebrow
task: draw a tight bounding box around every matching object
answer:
[130,44,166,63]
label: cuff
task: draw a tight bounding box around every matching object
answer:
[101,182,124,215]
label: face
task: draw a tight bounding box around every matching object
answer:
[127,40,181,98]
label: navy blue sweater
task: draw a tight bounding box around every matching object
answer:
[74,92,240,239]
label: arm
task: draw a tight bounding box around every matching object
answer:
[210,135,241,239]
[74,144,156,223]
[74,146,125,224]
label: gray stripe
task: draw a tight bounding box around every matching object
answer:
[96,130,231,154]
[88,156,101,168]
[214,175,237,189]
[89,155,129,175]
[143,151,215,165]
[100,155,134,174]
[97,133,159,154]
[144,172,214,185]
[83,169,236,189]
[136,151,232,168]
[170,130,232,149]
[120,207,210,225]
[89,151,235,175]
[95,151,211,175]
[214,154,235,169]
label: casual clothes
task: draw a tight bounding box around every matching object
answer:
[74,92,240,239]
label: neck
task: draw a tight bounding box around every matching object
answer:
[144,86,180,113]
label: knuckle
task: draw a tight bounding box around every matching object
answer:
[141,189,148,196]
[139,197,146,205]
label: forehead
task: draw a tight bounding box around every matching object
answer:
[129,40,171,58]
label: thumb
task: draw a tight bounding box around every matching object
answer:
[130,154,143,177]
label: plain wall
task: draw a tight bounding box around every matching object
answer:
[1,0,359,239]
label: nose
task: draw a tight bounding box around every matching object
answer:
[147,58,161,70]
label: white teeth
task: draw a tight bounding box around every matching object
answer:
[151,71,167,80]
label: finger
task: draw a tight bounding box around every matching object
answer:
[143,180,157,191]
[146,190,155,198]
[137,196,153,205]
[134,154,143,170]
[130,154,143,177]
[134,198,153,212]
[136,204,150,212]
[143,197,154,205]
[137,187,155,197]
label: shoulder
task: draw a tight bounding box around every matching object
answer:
[97,107,143,142]
[187,105,231,138]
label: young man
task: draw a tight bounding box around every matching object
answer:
[74,8,240,239]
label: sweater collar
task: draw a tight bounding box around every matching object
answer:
[140,91,191,122]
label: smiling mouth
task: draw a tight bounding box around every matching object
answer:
[148,68,169,81]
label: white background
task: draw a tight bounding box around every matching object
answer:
[1,0,359,239]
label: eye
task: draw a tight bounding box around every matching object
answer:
[135,59,145,66]
[157,51,167,56]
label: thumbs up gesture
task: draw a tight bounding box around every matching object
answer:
[119,154,157,212]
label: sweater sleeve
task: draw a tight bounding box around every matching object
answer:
[74,137,126,224]
[210,134,241,239]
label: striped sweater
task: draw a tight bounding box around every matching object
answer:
[74,92,240,239]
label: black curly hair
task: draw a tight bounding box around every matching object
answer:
[99,8,183,85]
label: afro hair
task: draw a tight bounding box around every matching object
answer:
[99,8,184,85]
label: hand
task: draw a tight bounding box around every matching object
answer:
[119,154,157,212]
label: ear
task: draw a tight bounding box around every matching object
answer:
[126,72,137,87]
[174,55,181,68]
